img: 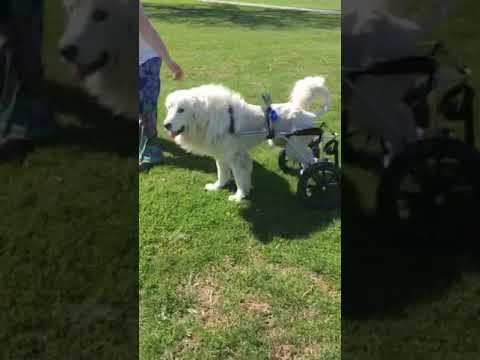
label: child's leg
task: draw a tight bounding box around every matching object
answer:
[139,57,162,166]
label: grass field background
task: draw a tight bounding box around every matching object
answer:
[215,0,341,10]
[140,0,341,358]
[4,0,477,358]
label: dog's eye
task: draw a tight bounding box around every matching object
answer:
[177,108,185,113]
[92,9,108,22]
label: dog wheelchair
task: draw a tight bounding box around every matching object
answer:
[0,33,21,138]
[238,93,340,210]
[343,42,480,239]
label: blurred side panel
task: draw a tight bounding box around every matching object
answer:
[342,0,480,358]
[0,1,139,358]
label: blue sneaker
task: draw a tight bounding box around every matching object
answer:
[141,143,162,163]
[139,140,162,171]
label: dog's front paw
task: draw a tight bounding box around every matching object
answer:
[205,182,222,191]
[228,191,246,203]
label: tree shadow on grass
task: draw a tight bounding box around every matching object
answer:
[145,3,340,31]
[45,80,138,156]
[1,81,137,162]
[49,119,137,157]
[342,172,480,320]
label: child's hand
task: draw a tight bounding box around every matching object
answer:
[166,59,184,80]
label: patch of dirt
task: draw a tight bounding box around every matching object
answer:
[197,280,225,327]
[170,335,200,358]
[275,266,340,302]
[219,255,338,359]
[240,293,296,360]
[302,343,326,359]
[309,273,340,302]
[272,344,294,360]
[243,295,272,316]
[238,251,340,302]
[301,308,321,321]
[175,256,338,359]
[271,342,328,360]
[196,277,228,328]
[178,275,231,329]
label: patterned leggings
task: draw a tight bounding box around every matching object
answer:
[139,57,161,139]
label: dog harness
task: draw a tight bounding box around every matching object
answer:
[227,95,280,139]
[228,105,235,134]
[261,93,279,139]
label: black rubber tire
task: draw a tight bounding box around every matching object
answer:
[377,138,480,242]
[297,161,341,210]
[310,140,321,160]
[278,149,302,176]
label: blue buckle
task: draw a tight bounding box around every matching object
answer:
[268,107,278,122]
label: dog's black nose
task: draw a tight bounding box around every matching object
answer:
[60,45,78,62]
[164,123,172,131]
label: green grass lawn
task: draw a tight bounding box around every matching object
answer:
[214,0,341,10]
[140,0,340,358]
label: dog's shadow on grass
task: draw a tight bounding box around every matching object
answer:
[159,139,216,172]
[146,3,340,31]
[163,143,339,242]
[161,142,339,243]
[241,162,339,243]
[342,172,480,320]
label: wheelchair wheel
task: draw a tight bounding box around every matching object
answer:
[324,138,339,166]
[278,138,321,175]
[377,139,480,241]
[278,149,303,175]
[297,162,341,210]
[310,138,321,159]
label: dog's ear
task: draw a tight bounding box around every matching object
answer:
[190,96,205,120]
[189,96,209,130]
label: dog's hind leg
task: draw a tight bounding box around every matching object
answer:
[229,152,253,203]
[205,159,232,191]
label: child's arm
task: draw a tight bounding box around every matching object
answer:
[139,3,183,80]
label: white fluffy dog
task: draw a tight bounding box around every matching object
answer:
[164,77,331,202]
[59,0,137,118]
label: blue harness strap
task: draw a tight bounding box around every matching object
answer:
[261,93,278,139]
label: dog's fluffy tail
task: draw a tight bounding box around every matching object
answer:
[289,76,331,117]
